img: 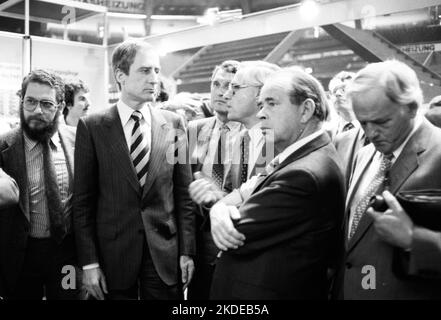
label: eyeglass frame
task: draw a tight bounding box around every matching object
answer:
[22,97,60,113]
[228,83,262,96]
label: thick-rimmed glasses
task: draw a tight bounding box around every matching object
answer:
[229,83,261,96]
[22,97,59,112]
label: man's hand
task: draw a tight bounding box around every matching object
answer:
[189,177,224,205]
[180,255,195,291]
[367,190,414,250]
[210,202,245,251]
[82,267,108,300]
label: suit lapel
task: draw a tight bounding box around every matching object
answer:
[252,132,330,193]
[347,121,429,253]
[102,105,141,195]
[2,129,30,221]
[195,118,216,169]
[141,107,169,199]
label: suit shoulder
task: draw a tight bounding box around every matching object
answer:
[0,127,20,149]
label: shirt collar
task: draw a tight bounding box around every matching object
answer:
[214,118,241,131]
[277,129,324,164]
[23,131,60,151]
[117,99,151,127]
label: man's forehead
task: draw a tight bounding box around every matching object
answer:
[25,82,56,96]
[212,70,234,82]
[133,48,160,64]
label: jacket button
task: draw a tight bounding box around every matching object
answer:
[138,229,144,234]
[345,262,353,269]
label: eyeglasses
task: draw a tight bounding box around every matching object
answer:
[22,97,59,112]
[229,83,261,96]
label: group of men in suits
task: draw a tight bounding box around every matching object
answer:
[0,37,440,300]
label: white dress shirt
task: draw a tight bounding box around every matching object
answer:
[117,100,152,159]
[201,119,241,179]
[246,123,265,179]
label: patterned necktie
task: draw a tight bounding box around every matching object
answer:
[42,140,67,243]
[212,124,229,190]
[130,111,149,187]
[349,153,394,239]
[240,130,251,183]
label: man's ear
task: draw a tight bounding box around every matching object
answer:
[59,101,66,110]
[115,68,126,86]
[301,98,316,123]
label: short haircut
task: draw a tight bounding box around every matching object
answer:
[20,69,65,104]
[328,70,355,94]
[275,67,329,121]
[63,80,89,119]
[65,80,89,107]
[347,60,423,111]
[111,39,156,89]
[236,61,281,87]
[211,60,240,81]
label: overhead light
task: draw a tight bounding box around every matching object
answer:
[299,0,320,20]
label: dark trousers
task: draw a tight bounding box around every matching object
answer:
[187,229,218,300]
[9,236,80,300]
[107,238,183,300]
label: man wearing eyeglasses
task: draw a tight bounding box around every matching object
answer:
[186,60,243,300]
[0,69,78,300]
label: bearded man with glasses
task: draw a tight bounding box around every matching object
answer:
[0,69,79,300]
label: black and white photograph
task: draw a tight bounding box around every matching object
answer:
[0,0,440,311]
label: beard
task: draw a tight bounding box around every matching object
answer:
[20,105,60,142]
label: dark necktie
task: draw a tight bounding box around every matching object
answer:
[212,124,229,190]
[240,130,250,183]
[349,153,394,239]
[42,140,67,243]
[130,111,149,187]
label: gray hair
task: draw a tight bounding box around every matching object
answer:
[347,60,423,111]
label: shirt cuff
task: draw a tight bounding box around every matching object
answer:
[82,263,100,270]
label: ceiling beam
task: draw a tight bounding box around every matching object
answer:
[121,0,441,53]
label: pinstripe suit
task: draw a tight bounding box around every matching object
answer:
[73,105,195,293]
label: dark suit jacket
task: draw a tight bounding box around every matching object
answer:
[0,125,75,295]
[0,168,19,209]
[73,105,195,290]
[337,119,441,299]
[210,132,346,299]
[187,117,244,264]
[334,127,366,187]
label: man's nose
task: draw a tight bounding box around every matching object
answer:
[223,88,232,100]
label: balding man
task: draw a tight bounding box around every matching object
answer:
[208,67,346,299]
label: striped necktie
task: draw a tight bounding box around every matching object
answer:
[130,111,149,187]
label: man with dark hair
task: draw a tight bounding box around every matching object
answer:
[63,80,90,128]
[73,39,195,300]
[0,69,78,300]
[208,67,345,299]
[186,60,243,300]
